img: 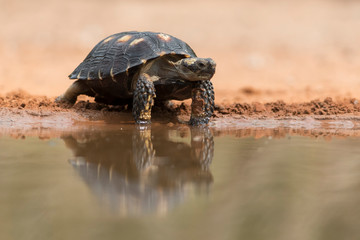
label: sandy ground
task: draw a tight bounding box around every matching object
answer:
[1,0,360,133]
[1,90,360,136]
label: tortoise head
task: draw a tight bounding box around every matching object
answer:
[173,57,216,81]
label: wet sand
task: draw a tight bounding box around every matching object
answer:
[1,90,360,139]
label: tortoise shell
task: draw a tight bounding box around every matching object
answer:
[69,31,197,80]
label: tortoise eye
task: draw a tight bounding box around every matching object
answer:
[198,62,205,68]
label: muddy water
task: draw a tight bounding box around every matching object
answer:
[1,123,360,240]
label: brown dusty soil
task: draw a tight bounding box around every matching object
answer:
[2,90,360,118]
[3,90,360,116]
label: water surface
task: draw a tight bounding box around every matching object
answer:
[1,123,360,240]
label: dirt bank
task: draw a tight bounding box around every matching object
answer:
[2,90,360,140]
[1,90,360,127]
[3,90,360,116]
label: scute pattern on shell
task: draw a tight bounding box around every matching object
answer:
[69,31,197,80]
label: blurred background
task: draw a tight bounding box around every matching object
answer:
[1,0,360,103]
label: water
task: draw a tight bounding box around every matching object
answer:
[1,123,360,240]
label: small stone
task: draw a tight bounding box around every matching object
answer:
[324,97,333,104]
[253,102,265,112]
[350,99,359,105]
[219,108,229,114]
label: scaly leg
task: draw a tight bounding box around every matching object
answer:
[55,80,95,105]
[132,125,155,170]
[132,74,156,124]
[190,126,214,170]
[189,80,214,125]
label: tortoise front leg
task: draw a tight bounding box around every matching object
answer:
[132,74,156,124]
[189,80,215,125]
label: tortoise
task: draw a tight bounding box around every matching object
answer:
[56,31,216,125]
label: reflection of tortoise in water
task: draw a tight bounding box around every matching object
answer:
[56,31,216,125]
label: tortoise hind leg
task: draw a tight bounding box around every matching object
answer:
[55,80,95,105]
[132,74,156,124]
[189,80,214,125]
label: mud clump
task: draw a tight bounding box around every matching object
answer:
[0,90,61,111]
[213,97,360,118]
